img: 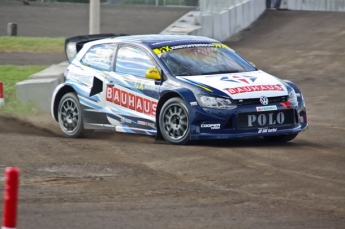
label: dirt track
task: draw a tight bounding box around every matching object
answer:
[1,6,345,229]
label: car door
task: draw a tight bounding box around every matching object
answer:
[70,43,117,128]
[104,45,160,135]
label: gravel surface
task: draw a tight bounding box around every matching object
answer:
[0,5,345,229]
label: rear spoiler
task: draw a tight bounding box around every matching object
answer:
[65,33,129,63]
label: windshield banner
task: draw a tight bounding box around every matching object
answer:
[153,43,229,54]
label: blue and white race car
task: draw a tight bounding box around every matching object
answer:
[51,34,308,145]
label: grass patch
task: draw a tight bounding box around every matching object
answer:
[0,65,48,115]
[0,36,64,53]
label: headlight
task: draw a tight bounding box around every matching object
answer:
[199,96,236,109]
[287,89,298,109]
[288,90,298,104]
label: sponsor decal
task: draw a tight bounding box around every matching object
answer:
[212,43,230,49]
[153,43,229,54]
[256,105,277,112]
[121,118,132,124]
[137,120,155,127]
[258,127,278,133]
[227,85,284,94]
[134,80,156,91]
[220,75,257,84]
[106,85,157,117]
[190,101,198,106]
[247,112,285,127]
[68,71,91,80]
[149,69,158,74]
[201,124,221,129]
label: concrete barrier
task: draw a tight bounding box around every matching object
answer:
[286,0,345,12]
[15,62,68,112]
[27,61,68,84]
[16,78,61,113]
[162,0,266,42]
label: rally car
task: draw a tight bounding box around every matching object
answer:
[51,34,308,145]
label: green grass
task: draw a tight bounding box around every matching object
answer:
[0,65,48,115]
[0,36,64,53]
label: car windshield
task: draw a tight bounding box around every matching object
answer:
[156,46,256,76]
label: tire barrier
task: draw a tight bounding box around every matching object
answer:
[2,168,20,229]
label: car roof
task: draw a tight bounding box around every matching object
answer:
[99,34,220,49]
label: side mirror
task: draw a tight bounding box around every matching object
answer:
[146,67,161,80]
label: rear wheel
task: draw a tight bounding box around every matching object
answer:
[58,92,92,138]
[263,133,298,142]
[159,97,190,145]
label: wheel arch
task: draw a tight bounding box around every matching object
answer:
[52,85,76,121]
[155,91,182,140]
[155,87,197,141]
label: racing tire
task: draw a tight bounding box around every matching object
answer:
[58,92,93,138]
[159,97,190,145]
[263,133,298,142]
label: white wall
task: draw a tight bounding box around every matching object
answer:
[286,0,345,12]
[192,0,266,41]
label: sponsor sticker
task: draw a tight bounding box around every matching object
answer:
[221,75,257,84]
[106,85,157,117]
[256,105,277,112]
[201,123,221,129]
[137,120,155,126]
[258,127,278,133]
[153,43,229,54]
[247,112,285,127]
[121,118,132,124]
[190,101,198,106]
[227,85,285,94]
[134,80,156,91]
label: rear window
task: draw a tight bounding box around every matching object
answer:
[81,44,117,71]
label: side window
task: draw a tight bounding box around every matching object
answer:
[81,44,116,71]
[115,46,156,78]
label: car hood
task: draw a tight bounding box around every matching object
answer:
[177,70,288,99]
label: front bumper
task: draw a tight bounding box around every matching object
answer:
[188,103,306,140]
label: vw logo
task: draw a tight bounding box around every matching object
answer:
[260,96,269,105]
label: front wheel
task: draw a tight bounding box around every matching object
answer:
[263,133,298,142]
[58,92,92,138]
[159,97,190,145]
